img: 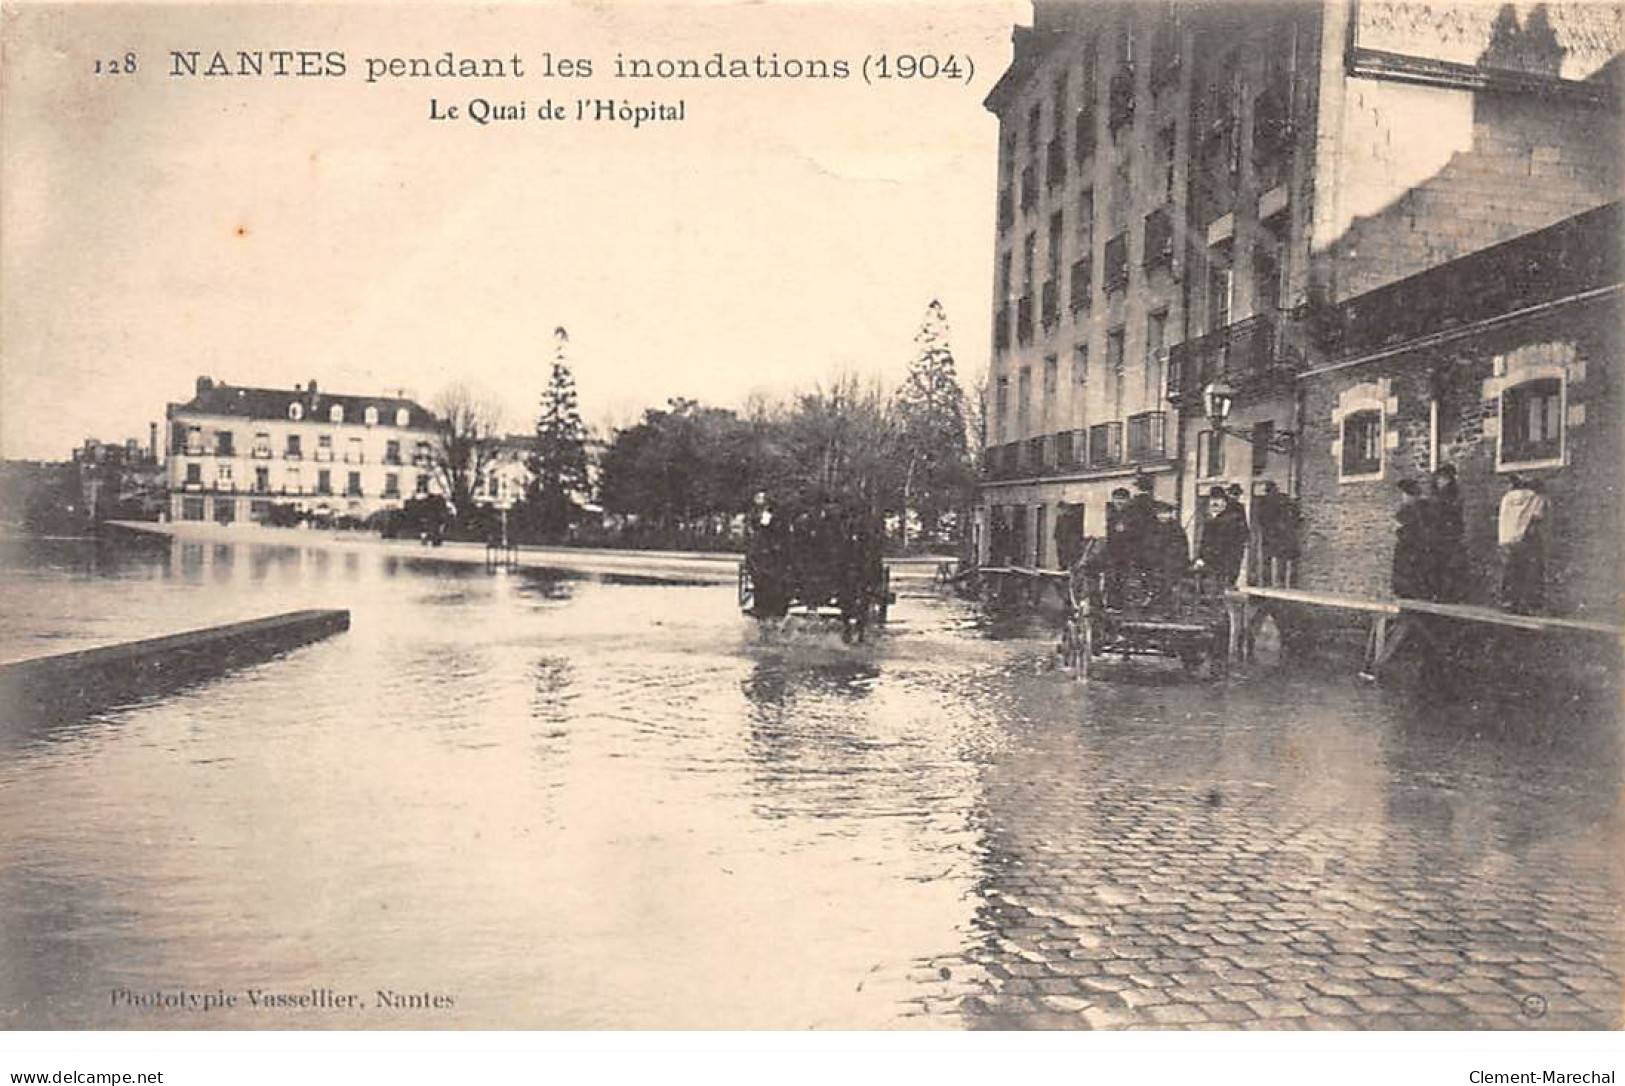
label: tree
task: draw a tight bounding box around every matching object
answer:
[429,382,503,525]
[527,327,591,540]
[892,299,972,545]
[780,373,901,515]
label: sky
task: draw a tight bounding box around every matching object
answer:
[0,0,1025,458]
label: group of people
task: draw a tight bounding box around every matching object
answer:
[1391,464,1549,613]
[1391,463,1466,603]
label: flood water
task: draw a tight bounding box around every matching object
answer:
[0,537,1619,1029]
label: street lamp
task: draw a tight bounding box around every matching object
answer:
[1201,380,1297,454]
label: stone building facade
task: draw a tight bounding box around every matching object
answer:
[165,377,440,525]
[1295,203,1621,620]
[978,0,1621,575]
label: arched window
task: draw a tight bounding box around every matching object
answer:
[329,404,344,424]
[395,407,410,427]
[288,402,303,422]
[1499,376,1564,468]
[364,406,379,427]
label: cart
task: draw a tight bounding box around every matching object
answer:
[738,494,893,642]
[1057,538,1231,680]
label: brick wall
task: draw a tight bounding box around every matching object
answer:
[1318,79,1620,302]
[1295,295,1621,620]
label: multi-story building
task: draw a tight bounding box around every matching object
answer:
[165,377,439,525]
[979,0,1620,570]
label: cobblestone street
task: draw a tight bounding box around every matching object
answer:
[895,636,1623,1030]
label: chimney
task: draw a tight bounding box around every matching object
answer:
[196,375,214,395]
[149,422,158,462]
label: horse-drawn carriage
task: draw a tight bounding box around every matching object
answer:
[1056,515,1232,680]
[738,492,893,642]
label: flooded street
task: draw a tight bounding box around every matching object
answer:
[0,538,1619,1029]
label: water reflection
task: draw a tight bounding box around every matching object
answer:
[0,537,1618,1028]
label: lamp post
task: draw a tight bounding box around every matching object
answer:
[1201,379,1297,454]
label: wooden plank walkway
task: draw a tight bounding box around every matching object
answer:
[1229,584,1623,680]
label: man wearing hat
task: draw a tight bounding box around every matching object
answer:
[1197,484,1249,588]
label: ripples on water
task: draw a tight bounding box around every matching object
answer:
[0,537,1618,1029]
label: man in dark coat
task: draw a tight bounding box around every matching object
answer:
[1392,479,1429,599]
[1199,485,1249,588]
[1427,463,1465,603]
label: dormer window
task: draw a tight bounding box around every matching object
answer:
[288,402,303,421]
[364,406,379,426]
[329,404,344,424]
[395,408,410,427]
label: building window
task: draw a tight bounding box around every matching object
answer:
[1022,233,1036,289]
[254,466,270,493]
[215,499,235,525]
[182,497,205,521]
[317,469,332,495]
[329,404,344,424]
[1018,367,1032,434]
[317,435,333,461]
[186,426,203,455]
[347,471,362,497]
[285,434,302,459]
[414,440,432,466]
[346,437,364,464]
[1073,344,1089,387]
[1106,328,1125,377]
[1047,211,1063,279]
[253,432,271,458]
[1043,355,1058,418]
[1103,233,1129,292]
[385,440,402,465]
[1499,377,1564,467]
[395,407,411,427]
[215,430,234,457]
[384,473,400,498]
[416,473,430,496]
[1207,247,1233,332]
[285,467,301,494]
[288,402,303,421]
[995,377,1009,442]
[1196,428,1226,479]
[185,462,202,484]
[1027,104,1041,155]
[365,406,379,426]
[1145,310,1168,402]
[1252,421,1274,475]
[216,462,233,486]
[1341,409,1383,479]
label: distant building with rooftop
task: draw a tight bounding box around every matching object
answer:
[165,377,439,524]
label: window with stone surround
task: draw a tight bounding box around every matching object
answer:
[1499,376,1564,468]
[1341,410,1384,479]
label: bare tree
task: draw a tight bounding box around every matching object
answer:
[430,382,504,520]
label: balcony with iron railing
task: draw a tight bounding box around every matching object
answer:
[1087,421,1123,469]
[1126,411,1167,461]
[1166,310,1307,409]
